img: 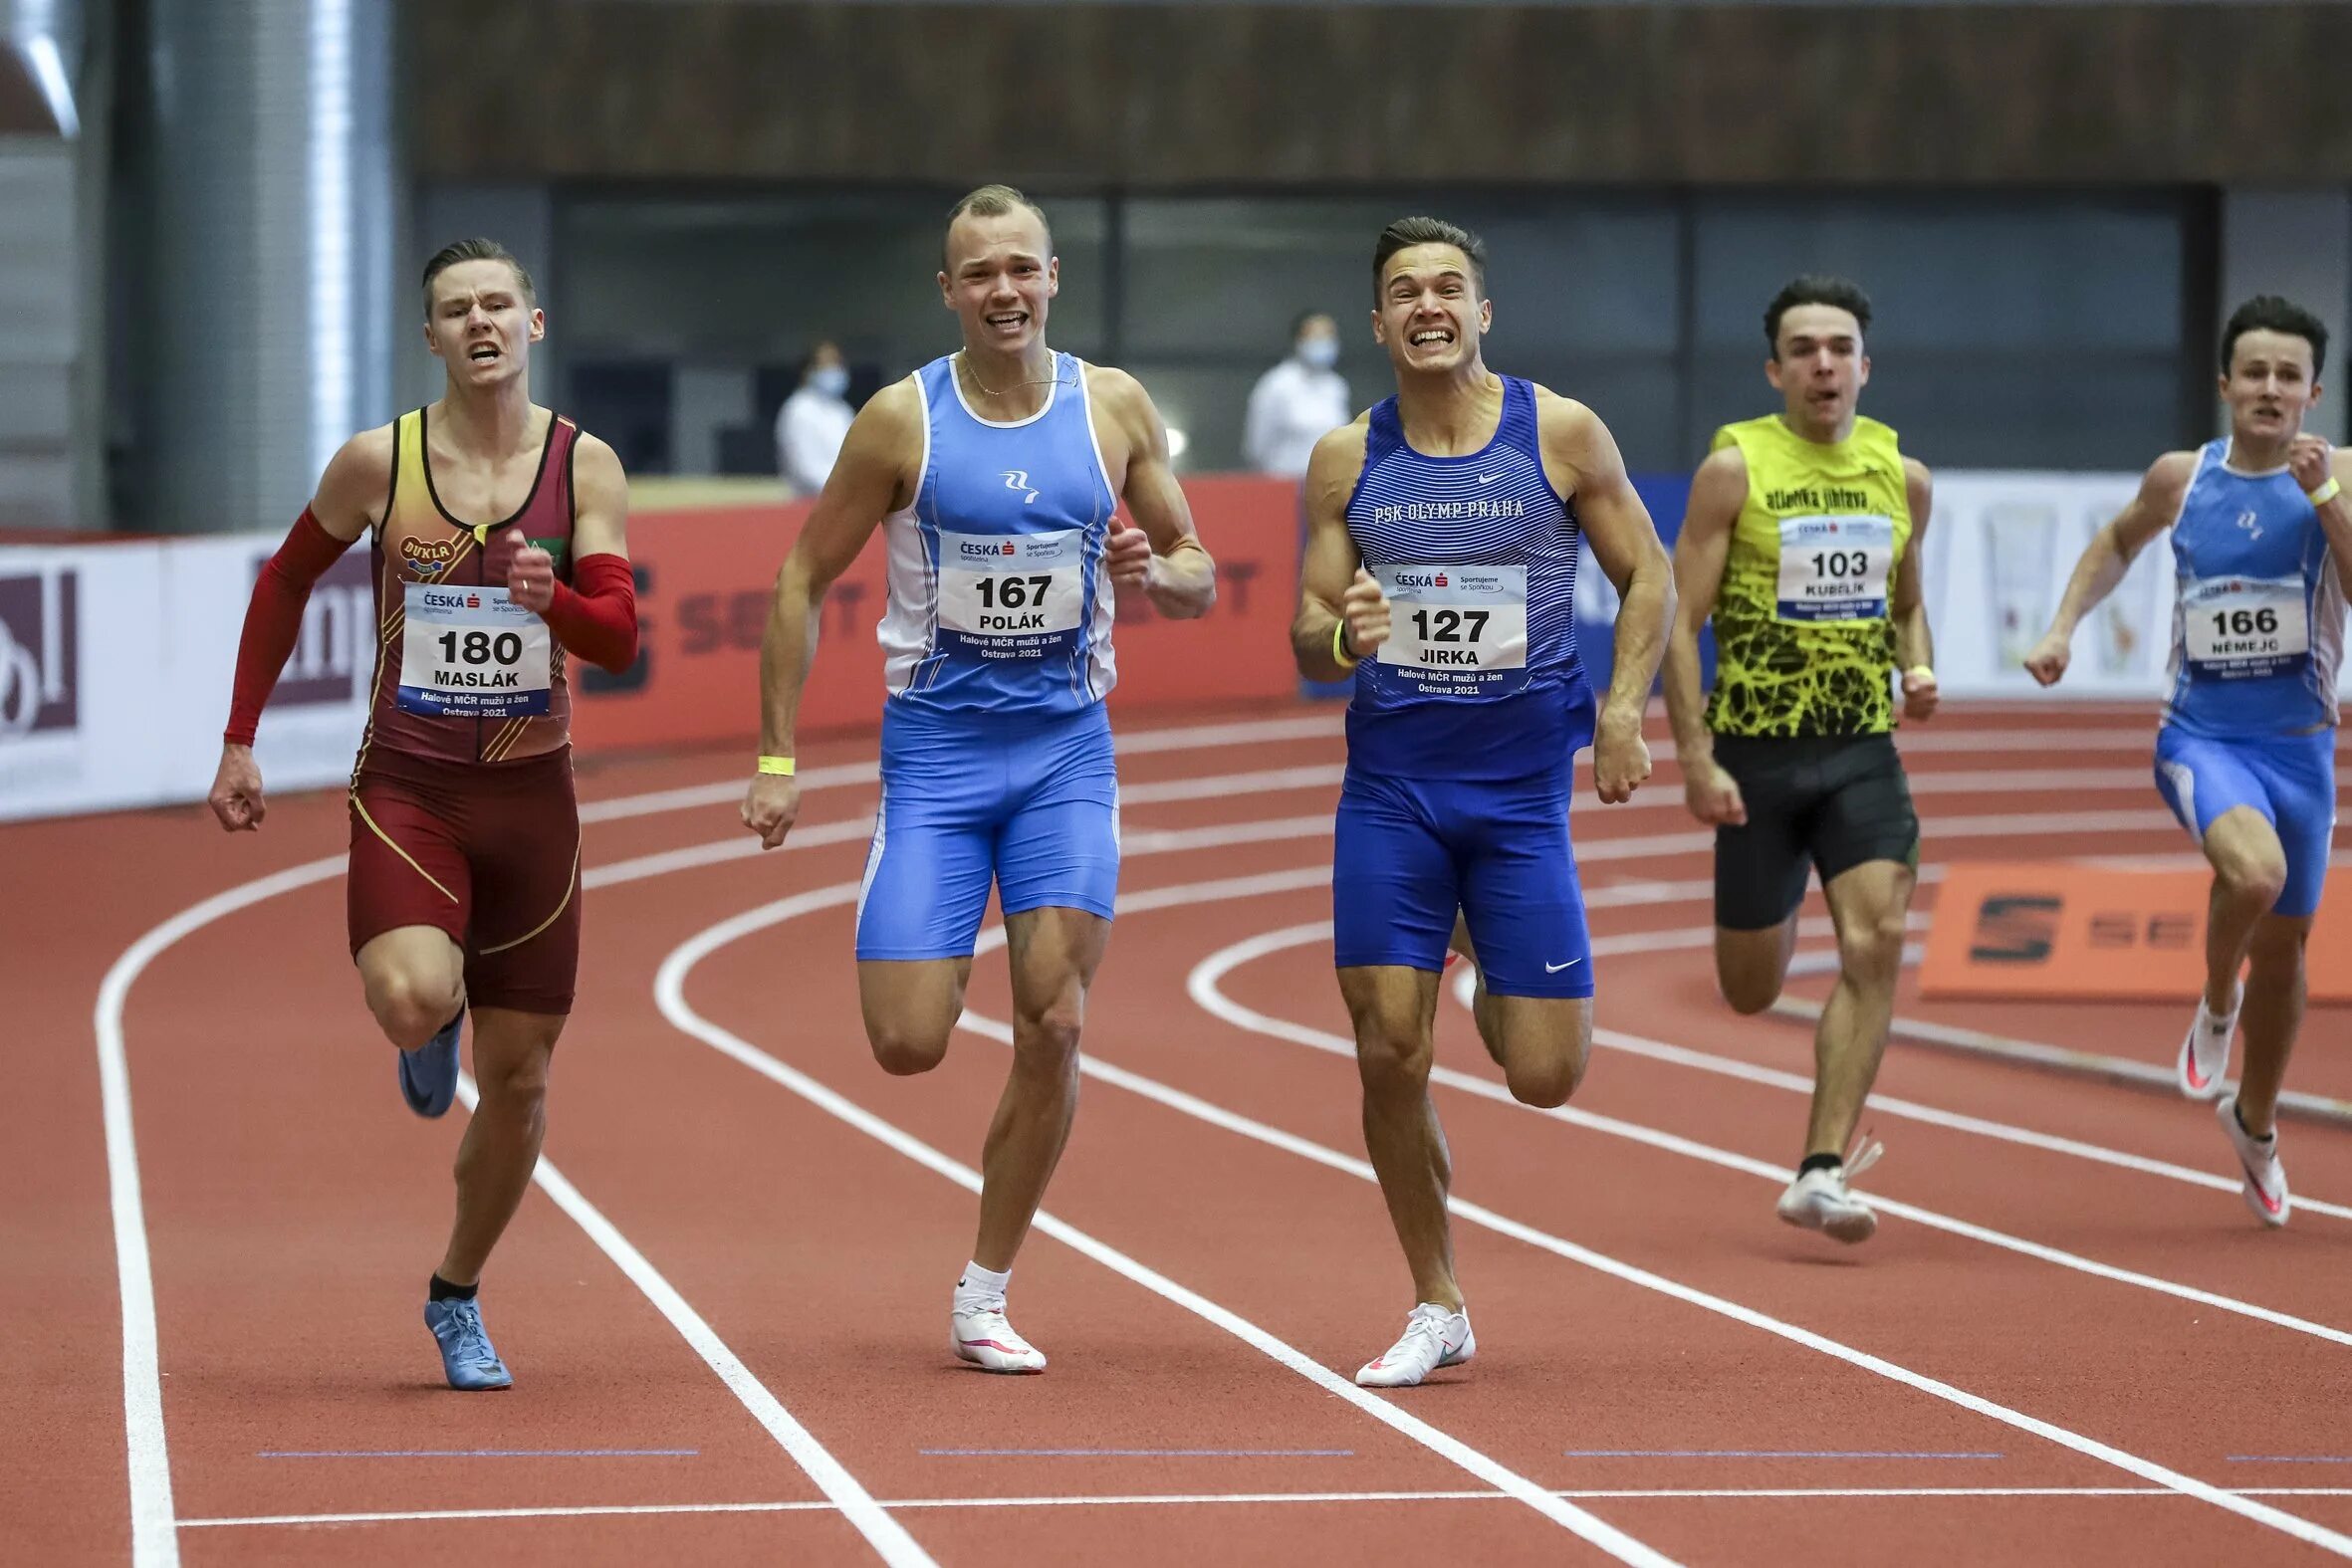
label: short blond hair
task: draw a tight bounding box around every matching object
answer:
[942,184,1052,269]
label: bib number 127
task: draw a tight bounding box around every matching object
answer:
[1411,607,1491,645]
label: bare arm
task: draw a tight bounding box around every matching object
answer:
[1893,458,1938,719]
[1539,393,1669,803]
[1290,420,1377,680]
[1092,366,1217,618]
[2025,451,2193,685]
[568,434,631,562]
[1663,447,1743,763]
[741,379,918,848]
[1662,446,1749,825]
[2309,441,2352,598]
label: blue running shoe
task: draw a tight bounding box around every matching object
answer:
[397,1009,463,1118]
[424,1297,512,1391]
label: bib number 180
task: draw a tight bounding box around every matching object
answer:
[437,629,525,667]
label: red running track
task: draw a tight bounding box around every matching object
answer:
[7,701,2351,1567]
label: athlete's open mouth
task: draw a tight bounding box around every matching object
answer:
[1408,329,1454,347]
[468,343,502,363]
[985,312,1029,332]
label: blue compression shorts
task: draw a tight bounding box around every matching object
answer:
[1331,764,1594,999]
[854,701,1120,961]
[2154,725,2337,920]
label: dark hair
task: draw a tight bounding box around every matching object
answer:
[420,238,536,316]
[1372,216,1487,305]
[1292,309,1335,340]
[2222,295,2328,378]
[1764,275,1872,349]
[943,183,1053,269]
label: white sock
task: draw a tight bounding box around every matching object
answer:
[954,1261,1012,1310]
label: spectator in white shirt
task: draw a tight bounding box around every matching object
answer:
[1243,312,1350,478]
[775,341,855,496]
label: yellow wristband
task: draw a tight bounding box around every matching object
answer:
[756,755,796,777]
[2308,476,2342,507]
[1905,665,1936,683]
[1331,619,1360,671]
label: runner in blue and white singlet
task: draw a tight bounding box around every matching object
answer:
[746,186,1217,1372]
[860,347,1124,958]
[2029,295,2352,1230]
[1293,217,1673,1389]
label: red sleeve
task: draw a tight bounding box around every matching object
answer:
[223,508,354,746]
[542,553,638,675]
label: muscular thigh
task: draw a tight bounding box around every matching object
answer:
[349,774,472,960]
[1332,772,1459,975]
[1807,734,1919,887]
[1711,736,1813,933]
[1452,771,1592,1000]
[997,708,1120,924]
[460,753,583,1015]
[855,769,999,964]
[2247,734,2337,919]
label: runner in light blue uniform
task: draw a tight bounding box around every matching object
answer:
[2029,295,2352,1230]
[1294,216,1672,1388]
[745,185,1216,1371]
[856,346,1124,958]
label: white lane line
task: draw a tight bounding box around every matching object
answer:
[95,731,2258,1564]
[173,1484,2352,1528]
[665,867,2352,1558]
[97,859,348,1568]
[1456,882,2352,1221]
[445,1078,933,1567]
[1193,917,2352,1349]
[88,710,1371,1564]
[655,890,1679,1567]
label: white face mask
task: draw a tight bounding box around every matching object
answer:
[811,364,849,398]
[1297,336,1339,370]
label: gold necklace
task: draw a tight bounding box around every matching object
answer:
[955,350,1068,399]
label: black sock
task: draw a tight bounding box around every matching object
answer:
[429,1274,477,1303]
[1797,1152,1844,1178]
[2233,1103,2274,1145]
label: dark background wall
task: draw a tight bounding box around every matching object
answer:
[410,3,2352,186]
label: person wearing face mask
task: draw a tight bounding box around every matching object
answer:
[1246,312,1352,478]
[776,340,856,497]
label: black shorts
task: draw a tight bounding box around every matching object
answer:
[1712,733,1919,932]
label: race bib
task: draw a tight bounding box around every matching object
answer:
[2182,574,2309,678]
[396,581,552,718]
[938,529,1084,660]
[1775,515,1894,622]
[1373,563,1529,697]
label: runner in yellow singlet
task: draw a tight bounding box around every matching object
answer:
[1662,275,1938,1245]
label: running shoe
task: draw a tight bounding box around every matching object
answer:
[1775,1137,1884,1244]
[1354,1302,1475,1389]
[2177,989,2239,1100]
[424,1296,512,1391]
[398,1008,464,1118]
[951,1297,1048,1373]
[2216,1093,2289,1229]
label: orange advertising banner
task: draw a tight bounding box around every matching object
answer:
[569,476,1307,757]
[1921,862,2352,1005]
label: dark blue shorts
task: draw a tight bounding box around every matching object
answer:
[1331,765,1594,999]
[854,702,1120,961]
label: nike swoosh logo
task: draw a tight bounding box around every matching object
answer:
[1476,472,1502,485]
[1544,959,1583,973]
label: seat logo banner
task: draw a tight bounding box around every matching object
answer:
[1922,863,2350,1005]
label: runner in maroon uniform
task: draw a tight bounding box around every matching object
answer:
[208,239,638,1390]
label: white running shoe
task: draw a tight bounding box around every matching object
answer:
[2177,989,2240,1100]
[2216,1094,2289,1229]
[1355,1302,1475,1389]
[1775,1138,1884,1244]
[950,1298,1048,1374]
